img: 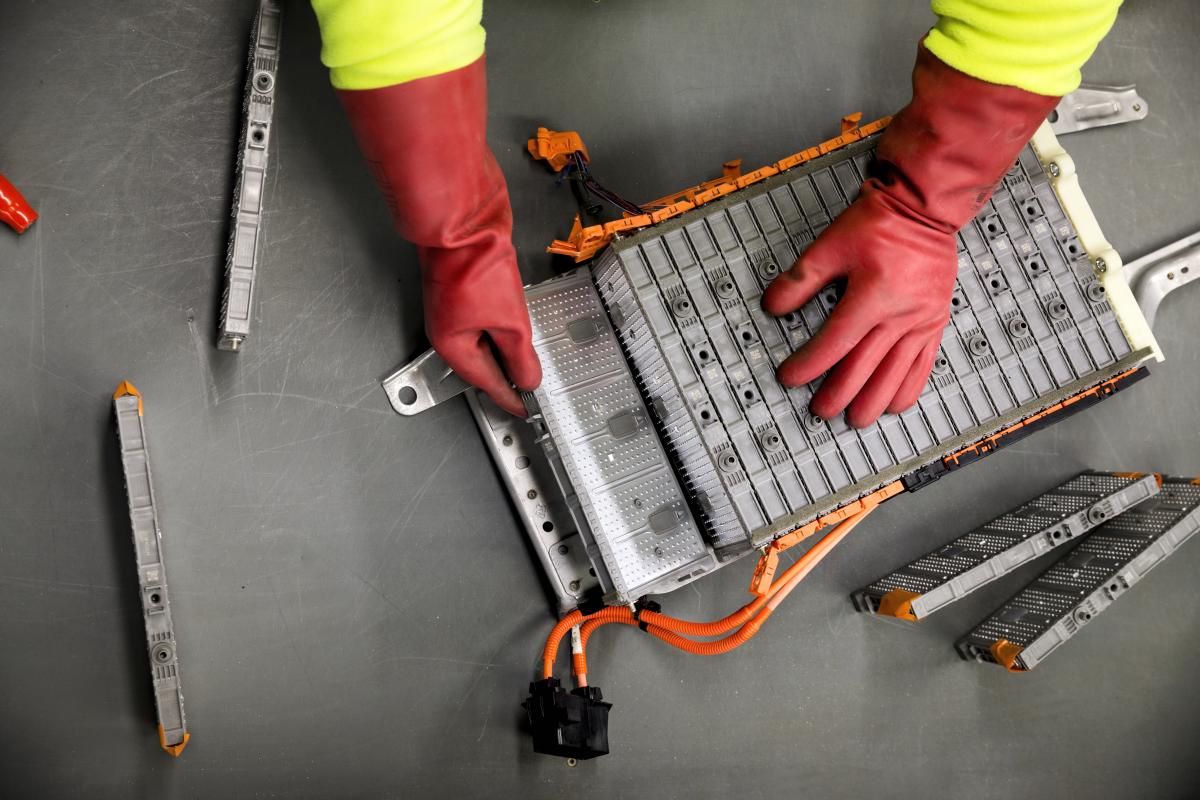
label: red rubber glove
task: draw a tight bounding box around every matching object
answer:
[763,44,1059,428]
[338,56,541,417]
[1,173,38,234]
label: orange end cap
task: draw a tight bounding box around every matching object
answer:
[990,639,1025,672]
[113,380,143,415]
[876,589,920,621]
[158,726,190,757]
[840,112,863,134]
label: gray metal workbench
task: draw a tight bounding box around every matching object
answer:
[1,1,1198,797]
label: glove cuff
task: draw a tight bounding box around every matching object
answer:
[866,43,1060,233]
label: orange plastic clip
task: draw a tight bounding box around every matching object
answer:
[990,640,1025,672]
[527,127,589,172]
[113,380,144,416]
[158,725,190,757]
[877,589,920,620]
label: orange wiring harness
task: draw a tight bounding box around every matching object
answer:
[541,502,879,687]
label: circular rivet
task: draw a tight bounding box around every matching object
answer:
[718,452,740,472]
[1006,317,1029,338]
[803,413,825,432]
[671,295,696,318]
[968,335,990,357]
[1086,283,1106,303]
[931,355,951,375]
[1046,298,1070,320]
[760,429,785,453]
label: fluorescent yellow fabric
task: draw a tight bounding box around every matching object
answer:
[310,0,484,90]
[925,0,1122,96]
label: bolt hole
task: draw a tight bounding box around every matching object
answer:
[991,279,1000,288]
[951,297,961,307]
[700,409,712,421]
[515,456,531,469]
[397,386,418,406]
[501,434,513,446]
[543,521,554,532]
[251,129,265,143]
[1110,583,1119,591]
[743,390,754,400]
[589,568,596,577]
[1182,267,1190,274]
[742,331,753,341]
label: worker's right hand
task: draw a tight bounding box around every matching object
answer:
[336,55,541,416]
[762,188,956,428]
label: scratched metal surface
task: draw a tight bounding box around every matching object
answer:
[0,1,1198,798]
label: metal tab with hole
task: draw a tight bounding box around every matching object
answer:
[1049,85,1148,135]
[112,382,189,756]
[381,347,471,416]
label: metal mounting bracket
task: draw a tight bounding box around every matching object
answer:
[380,347,469,415]
[1122,231,1200,329]
[1050,85,1148,135]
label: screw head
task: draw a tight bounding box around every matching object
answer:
[1094,258,1107,273]
[1048,162,1061,178]
[569,580,580,591]
[526,489,538,500]
[557,544,569,555]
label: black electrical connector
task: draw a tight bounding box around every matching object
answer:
[524,678,612,760]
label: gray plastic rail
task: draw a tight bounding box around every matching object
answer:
[852,471,1160,620]
[218,0,283,351]
[957,476,1200,671]
[112,382,189,756]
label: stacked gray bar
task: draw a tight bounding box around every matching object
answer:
[218,0,283,351]
[593,134,1139,555]
[521,270,716,606]
[113,387,188,751]
[852,471,1160,618]
[958,477,1200,671]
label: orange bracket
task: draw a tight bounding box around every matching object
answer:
[749,480,905,597]
[527,127,589,173]
[113,380,144,416]
[990,639,1025,672]
[877,588,920,620]
[158,725,190,757]
[535,113,891,263]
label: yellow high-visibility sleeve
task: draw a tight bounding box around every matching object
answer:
[925,0,1122,96]
[310,0,485,90]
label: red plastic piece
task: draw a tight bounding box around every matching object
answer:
[0,173,37,234]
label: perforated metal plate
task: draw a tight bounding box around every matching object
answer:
[852,471,1160,620]
[522,270,716,605]
[957,477,1200,671]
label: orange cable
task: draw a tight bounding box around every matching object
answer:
[561,507,875,679]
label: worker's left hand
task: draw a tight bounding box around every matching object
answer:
[761,187,956,428]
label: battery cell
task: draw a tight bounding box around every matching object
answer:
[957,476,1200,671]
[852,471,1161,620]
